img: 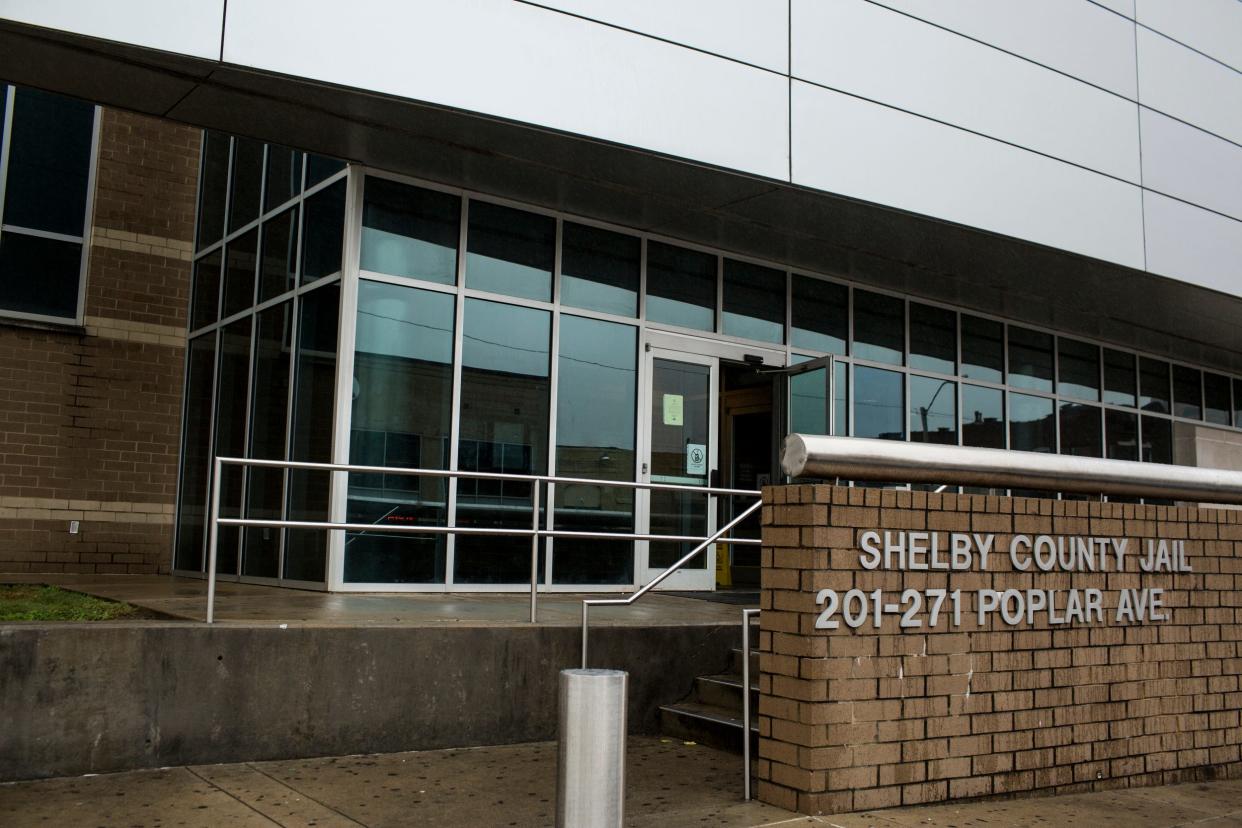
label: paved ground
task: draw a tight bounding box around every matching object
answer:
[3,737,1240,828]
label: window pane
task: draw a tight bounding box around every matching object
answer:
[197,132,230,247]
[258,206,298,302]
[361,177,459,285]
[835,361,848,437]
[854,366,904,440]
[222,229,257,317]
[789,356,843,436]
[286,285,340,582]
[1139,357,1170,414]
[646,241,715,331]
[960,314,1003,384]
[346,281,455,584]
[1105,409,1138,461]
[228,137,263,232]
[1172,365,1202,420]
[264,146,303,212]
[554,316,637,584]
[1103,349,1136,407]
[1204,372,1230,425]
[3,88,94,236]
[212,318,252,575]
[0,233,81,318]
[910,376,956,444]
[305,154,345,188]
[175,334,217,572]
[0,86,6,158]
[560,222,639,317]
[1141,415,1172,464]
[190,250,222,330]
[243,302,293,579]
[791,275,847,355]
[465,200,553,301]
[853,290,903,366]
[909,303,956,375]
[300,179,346,283]
[455,299,550,583]
[722,259,784,343]
[1235,379,1242,427]
[1009,392,1055,453]
[962,384,1004,449]
[1057,338,1100,401]
[1059,402,1101,457]
[1008,327,1054,393]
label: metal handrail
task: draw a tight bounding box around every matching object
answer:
[204,456,762,624]
[579,499,763,668]
[741,607,760,801]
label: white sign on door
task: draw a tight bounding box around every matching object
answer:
[686,443,707,475]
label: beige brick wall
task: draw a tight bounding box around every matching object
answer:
[757,484,1242,815]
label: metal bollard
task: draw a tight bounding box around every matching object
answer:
[556,668,627,828]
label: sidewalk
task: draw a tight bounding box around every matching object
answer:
[3,736,1240,827]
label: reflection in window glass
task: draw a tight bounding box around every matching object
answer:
[1204,372,1230,426]
[1141,415,1172,464]
[646,241,715,331]
[305,155,345,188]
[455,299,550,584]
[722,259,784,343]
[789,356,845,437]
[3,88,94,236]
[854,366,904,440]
[1009,393,1055,453]
[300,180,346,284]
[1008,327,1054,393]
[835,361,848,438]
[1058,339,1099,401]
[1059,402,1101,457]
[1173,365,1202,420]
[560,222,639,317]
[1103,349,1136,407]
[361,178,459,285]
[465,201,553,301]
[243,302,292,579]
[961,384,1004,448]
[853,290,904,366]
[264,146,303,212]
[0,233,82,319]
[960,315,1003,384]
[190,249,222,330]
[174,334,217,572]
[554,316,637,584]
[258,206,298,302]
[1139,358,1170,414]
[910,376,956,444]
[791,276,847,355]
[347,281,455,584]
[1235,378,1242,428]
[197,132,230,247]
[909,304,955,375]
[222,229,257,318]
[1105,409,1138,461]
[228,138,264,232]
[212,318,252,575]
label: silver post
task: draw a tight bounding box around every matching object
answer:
[581,602,589,668]
[529,480,541,624]
[205,456,222,625]
[742,607,760,800]
[557,668,627,827]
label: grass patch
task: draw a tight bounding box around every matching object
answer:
[0,584,144,622]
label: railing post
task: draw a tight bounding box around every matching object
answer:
[581,601,589,668]
[530,480,541,623]
[205,456,222,625]
[742,607,760,800]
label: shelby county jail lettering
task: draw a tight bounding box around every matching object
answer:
[813,531,1192,630]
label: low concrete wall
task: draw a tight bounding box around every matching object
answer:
[0,622,735,781]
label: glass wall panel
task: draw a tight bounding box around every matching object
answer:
[962,384,1004,448]
[212,318,253,575]
[222,229,257,318]
[646,241,716,332]
[1141,415,1172,464]
[1173,365,1202,420]
[910,376,956,444]
[1009,393,1055,453]
[960,314,1003,384]
[465,201,553,301]
[648,358,711,569]
[243,302,292,579]
[1204,372,1230,425]
[553,316,637,584]
[854,366,904,440]
[258,206,298,302]
[1008,327,1053,392]
[361,178,459,285]
[1235,378,1242,427]
[190,249,222,331]
[197,132,230,247]
[1059,402,1101,457]
[1103,348,1137,407]
[560,222,639,317]
[1139,358,1170,413]
[835,361,848,438]
[455,299,550,583]
[174,334,217,571]
[300,180,346,284]
[1105,409,1138,461]
[722,259,784,344]
[347,281,455,583]
[3,88,94,236]
[909,304,955,375]
[0,234,82,319]
[790,276,847,355]
[264,146,303,212]
[285,285,340,582]
[305,155,345,188]
[1057,338,1100,401]
[853,290,904,366]
[790,358,832,436]
[228,138,263,232]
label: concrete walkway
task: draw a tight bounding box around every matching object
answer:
[3,737,1240,828]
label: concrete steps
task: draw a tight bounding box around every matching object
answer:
[659,648,757,754]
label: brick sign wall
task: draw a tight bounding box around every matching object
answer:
[757,484,1242,815]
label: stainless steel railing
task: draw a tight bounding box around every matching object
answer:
[203,456,761,624]
[741,607,760,801]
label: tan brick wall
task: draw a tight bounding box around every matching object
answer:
[0,109,198,575]
[757,484,1242,815]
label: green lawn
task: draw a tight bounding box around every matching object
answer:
[0,584,144,621]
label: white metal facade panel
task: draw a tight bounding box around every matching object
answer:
[1093,0,1135,20]
[866,0,1138,99]
[790,81,1146,270]
[1137,27,1242,145]
[519,0,789,73]
[791,0,1141,183]
[1136,0,1242,71]
[1144,191,1242,296]
[0,0,224,60]
[1141,108,1242,223]
[222,0,789,181]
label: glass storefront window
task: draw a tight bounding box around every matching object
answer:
[243,302,292,579]
[1204,372,1230,426]
[228,137,263,233]
[1103,348,1136,407]
[853,290,903,366]
[854,365,904,440]
[174,335,217,572]
[1139,357,1170,414]
[361,177,460,285]
[960,314,1003,384]
[264,146,303,212]
[722,259,784,344]
[301,180,346,283]
[465,200,553,301]
[1059,402,1101,457]
[560,222,639,317]
[1141,415,1172,464]
[791,275,847,355]
[1105,409,1138,461]
[646,241,715,331]
[962,384,1004,448]
[305,155,345,188]
[258,206,298,302]
[1235,378,1242,427]
[1057,338,1100,402]
[222,229,257,318]
[1009,392,1055,453]
[909,303,956,375]
[197,132,230,247]
[190,249,222,331]
[1173,365,1202,420]
[910,375,956,444]
[1008,327,1053,393]
[213,318,253,575]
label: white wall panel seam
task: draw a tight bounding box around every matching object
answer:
[1086,0,1135,22]
[1136,27,1242,148]
[1136,22,1242,75]
[1133,6,1148,271]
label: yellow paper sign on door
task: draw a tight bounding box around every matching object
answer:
[662,394,683,426]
